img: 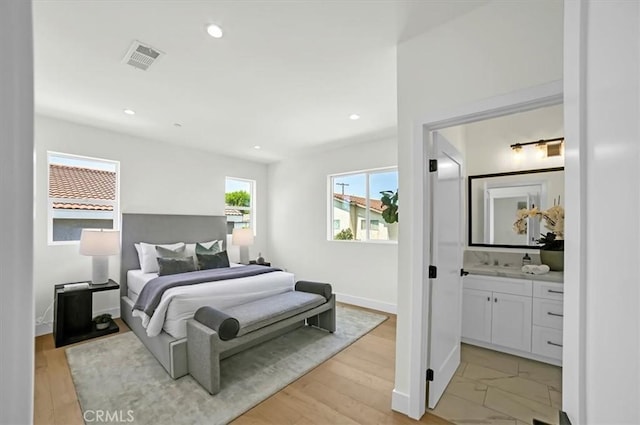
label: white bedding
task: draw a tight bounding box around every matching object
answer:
[129,265,295,338]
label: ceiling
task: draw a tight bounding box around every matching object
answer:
[33,0,488,163]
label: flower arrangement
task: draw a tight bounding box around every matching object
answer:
[513,199,565,251]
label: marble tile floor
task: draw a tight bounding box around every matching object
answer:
[430,344,562,425]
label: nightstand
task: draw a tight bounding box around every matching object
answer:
[53,279,120,348]
[249,260,271,267]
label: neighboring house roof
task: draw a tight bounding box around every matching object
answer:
[49,164,116,211]
[224,208,245,216]
[333,193,384,213]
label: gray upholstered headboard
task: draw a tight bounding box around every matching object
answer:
[120,213,227,297]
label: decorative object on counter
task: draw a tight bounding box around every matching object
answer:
[514,197,564,271]
[256,252,265,265]
[93,313,112,330]
[538,232,564,271]
[521,264,550,275]
[379,189,398,223]
[522,253,532,266]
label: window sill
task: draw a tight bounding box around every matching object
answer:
[327,239,398,245]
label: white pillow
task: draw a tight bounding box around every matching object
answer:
[138,242,185,273]
[185,240,223,267]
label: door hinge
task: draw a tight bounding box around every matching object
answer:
[429,159,438,172]
[426,368,434,381]
[460,268,469,277]
[428,265,437,279]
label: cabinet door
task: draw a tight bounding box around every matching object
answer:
[462,288,492,343]
[491,293,532,351]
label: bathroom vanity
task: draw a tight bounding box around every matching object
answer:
[462,268,563,366]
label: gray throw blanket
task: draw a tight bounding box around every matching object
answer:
[133,265,280,317]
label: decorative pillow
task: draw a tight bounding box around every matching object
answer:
[139,242,185,273]
[197,250,230,270]
[157,257,197,276]
[156,245,187,259]
[185,240,222,268]
[195,241,221,255]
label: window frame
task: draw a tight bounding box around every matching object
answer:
[327,166,398,244]
[47,151,120,246]
[224,176,257,236]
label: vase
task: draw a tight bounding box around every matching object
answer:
[540,249,564,271]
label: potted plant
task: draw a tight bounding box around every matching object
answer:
[379,190,399,224]
[94,313,112,330]
[514,202,565,271]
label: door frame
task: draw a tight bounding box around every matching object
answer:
[405,80,567,419]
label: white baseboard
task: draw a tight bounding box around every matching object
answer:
[391,388,410,415]
[34,306,120,337]
[334,292,397,314]
[36,323,53,337]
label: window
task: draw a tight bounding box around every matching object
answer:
[48,152,119,243]
[225,177,255,234]
[329,167,398,242]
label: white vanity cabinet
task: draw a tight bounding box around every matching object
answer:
[462,274,563,366]
[531,281,564,362]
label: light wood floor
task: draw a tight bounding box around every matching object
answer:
[34,308,451,425]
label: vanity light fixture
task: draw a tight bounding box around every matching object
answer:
[510,137,564,158]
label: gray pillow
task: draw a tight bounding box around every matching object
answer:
[156,245,186,258]
[196,242,220,255]
[197,250,230,270]
[157,257,197,276]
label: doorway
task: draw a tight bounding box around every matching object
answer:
[403,80,566,420]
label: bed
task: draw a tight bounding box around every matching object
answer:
[119,213,294,378]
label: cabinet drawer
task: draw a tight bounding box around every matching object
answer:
[533,281,564,300]
[533,298,563,330]
[532,325,563,360]
[464,275,532,297]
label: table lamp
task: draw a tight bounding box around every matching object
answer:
[232,228,254,265]
[79,229,120,284]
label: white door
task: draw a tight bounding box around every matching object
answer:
[427,132,464,409]
[461,288,492,343]
[491,293,533,351]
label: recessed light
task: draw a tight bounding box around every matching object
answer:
[123,109,136,115]
[349,114,360,120]
[206,24,223,39]
[173,123,182,128]
[253,145,261,150]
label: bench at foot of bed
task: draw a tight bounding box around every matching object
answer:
[186,280,335,395]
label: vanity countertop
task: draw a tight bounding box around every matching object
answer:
[464,264,564,283]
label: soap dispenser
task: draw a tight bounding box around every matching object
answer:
[522,253,532,266]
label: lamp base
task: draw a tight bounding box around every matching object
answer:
[91,256,110,285]
[239,247,250,265]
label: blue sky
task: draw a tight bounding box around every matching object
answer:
[226,178,252,193]
[49,154,117,172]
[333,170,397,198]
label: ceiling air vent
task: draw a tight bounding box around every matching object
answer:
[122,40,164,71]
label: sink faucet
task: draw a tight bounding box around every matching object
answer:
[493,259,499,266]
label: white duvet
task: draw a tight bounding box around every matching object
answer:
[130,266,295,338]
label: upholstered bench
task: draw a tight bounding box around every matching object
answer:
[186,281,335,394]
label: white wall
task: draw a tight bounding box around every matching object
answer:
[34,115,269,335]
[0,1,34,423]
[464,104,564,176]
[394,0,563,415]
[565,1,640,423]
[267,137,398,312]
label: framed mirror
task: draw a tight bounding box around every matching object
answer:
[468,167,564,249]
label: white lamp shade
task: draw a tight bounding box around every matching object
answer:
[79,229,120,256]
[232,228,254,247]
